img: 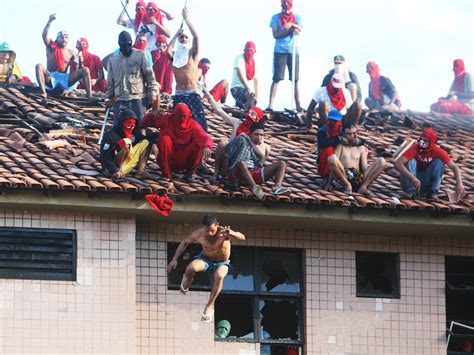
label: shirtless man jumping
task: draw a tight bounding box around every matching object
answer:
[35,14,91,101]
[327,123,387,196]
[166,215,245,322]
[167,7,208,131]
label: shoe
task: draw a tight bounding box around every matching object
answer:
[197,163,213,175]
[272,186,291,196]
[252,185,265,200]
[426,192,438,200]
[400,191,416,199]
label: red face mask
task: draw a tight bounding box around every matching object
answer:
[453,59,465,77]
[281,0,293,12]
[198,60,210,76]
[76,37,90,58]
[327,120,342,136]
[133,36,147,51]
[122,118,136,138]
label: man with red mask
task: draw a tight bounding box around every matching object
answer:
[230,41,259,110]
[430,59,473,115]
[100,109,151,178]
[35,14,92,101]
[365,61,401,112]
[267,0,303,112]
[151,35,173,96]
[197,58,229,104]
[306,73,361,129]
[70,38,106,93]
[133,33,153,65]
[141,103,213,182]
[395,128,465,200]
[117,0,174,46]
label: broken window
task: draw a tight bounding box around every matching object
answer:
[259,250,301,293]
[356,251,400,298]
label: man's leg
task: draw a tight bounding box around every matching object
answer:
[202,265,229,319]
[35,63,51,98]
[131,98,147,122]
[347,83,358,102]
[365,98,377,110]
[417,158,445,196]
[210,79,229,104]
[68,67,91,98]
[263,160,286,186]
[344,101,362,125]
[327,154,352,192]
[234,161,264,199]
[267,81,279,111]
[358,157,387,195]
[400,159,418,195]
[157,135,174,179]
[135,141,152,176]
[182,142,204,178]
[182,259,207,294]
[292,54,301,111]
[267,53,285,110]
[213,139,228,180]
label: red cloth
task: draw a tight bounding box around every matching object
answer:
[134,35,147,51]
[210,81,227,102]
[144,2,163,35]
[367,61,382,100]
[198,59,210,78]
[145,193,174,216]
[49,40,66,72]
[243,41,256,80]
[70,49,106,92]
[318,146,334,177]
[135,1,147,32]
[327,120,342,136]
[21,76,31,83]
[326,81,346,111]
[235,106,265,136]
[402,142,451,171]
[279,0,296,28]
[453,59,466,92]
[122,118,136,138]
[151,49,173,95]
[158,137,203,178]
[430,99,473,115]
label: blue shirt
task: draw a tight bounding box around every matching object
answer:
[269,13,302,54]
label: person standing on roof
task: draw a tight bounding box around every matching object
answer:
[35,14,92,101]
[230,41,259,110]
[365,61,401,112]
[430,59,473,115]
[394,128,465,200]
[70,38,106,93]
[267,0,303,112]
[151,35,173,96]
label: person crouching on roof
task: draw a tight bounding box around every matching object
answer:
[141,103,213,184]
[100,109,152,179]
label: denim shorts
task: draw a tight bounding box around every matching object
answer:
[194,252,233,274]
[273,52,299,81]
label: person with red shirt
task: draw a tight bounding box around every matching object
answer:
[151,35,173,96]
[70,38,106,92]
[394,128,465,200]
[141,103,213,183]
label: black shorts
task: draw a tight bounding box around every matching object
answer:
[272,52,300,82]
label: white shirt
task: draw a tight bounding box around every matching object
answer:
[230,54,258,90]
[312,86,353,115]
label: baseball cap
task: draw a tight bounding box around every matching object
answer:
[333,55,345,63]
[327,110,343,121]
[331,73,344,88]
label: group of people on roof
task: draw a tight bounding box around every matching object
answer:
[0,0,470,202]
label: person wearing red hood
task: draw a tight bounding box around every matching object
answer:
[395,128,465,200]
[141,103,213,182]
[430,59,473,115]
[365,61,401,112]
[151,35,173,96]
[70,38,106,93]
[230,41,259,110]
[35,14,92,101]
[100,109,152,178]
[117,0,174,47]
[267,0,303,112]
[197,58,229,104]
[133,33,153,65]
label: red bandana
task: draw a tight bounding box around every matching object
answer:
[327,120,342,136]
[243,41,256,81]
[367,61,382,100]
[76,37,90,60]
[144,2,163,30]
[169,103,195,144]
[453,59,466,93]
[133,35,148,51]
[326,81,346,111]
[50,39,66,72]
[236,106,265,137]
[146,194,174,216]
[122,118,136,138]
[135,1,147,32]
[279,0,296,28]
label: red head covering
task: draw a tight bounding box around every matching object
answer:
[279,0,296,28]
[236,106,265,136]
[134,35,148,51]
[418,128,437,153]
[170,103,195,142]
[367,61,382,100]
[243,41,256,81]
[198,58,211,79]
[122,118,137,138]
[156,35,168,45]
[462,340,473,351]
[146,194,174,216]
[326,80,346,111]
[144,2,163,26]
[453,59,466,92]
[76,37,89,59]
[135,1,147,31]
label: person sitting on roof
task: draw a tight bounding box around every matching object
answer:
[70,37,106,93]
[326,122,387,196]
[364,61,401,112]
[35,14,92,100]
[151,35,173,97]
[230,41,259,110]
[100,109,152,179]
[430,59,474,115]
[141,103,213,183]
[197,58,229,104]
[221,122,291,199]
[305,73,361,129]
[0,42,30,85]
[117,0,173,47]
[321,55,361,103]
[317,110,366,188]
[203,87,266,182]
[394,128,465,200]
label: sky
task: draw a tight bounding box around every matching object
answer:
[0,0,473,112]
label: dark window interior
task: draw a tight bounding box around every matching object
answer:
[356,251,400,298]
[260,299,300,341]
[260,345,301,355]
[215,295,254,339]
[445,256,474,353]
[259,250,300,293]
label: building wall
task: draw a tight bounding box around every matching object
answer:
[0,210,136,354]
[136,221,474,355]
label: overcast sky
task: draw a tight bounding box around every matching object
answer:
[1,0,473,112]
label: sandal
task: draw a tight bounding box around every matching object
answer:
[180,276,190,295]
[272,186,291,196]
[252,185,265,200]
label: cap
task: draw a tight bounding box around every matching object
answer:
[327,110,343,121]
[331,73,344,88]
[333,55,345,63]
[215,320,231,338]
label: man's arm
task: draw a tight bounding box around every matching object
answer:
[140,52,159,104]
[446,160,466,198]
[183,7,199,59]
[235,63,254,95]
[166,29,181,61]
[305,99,317,128]
[149,17,171,38]
[105,60,115,100]
[203,88,239,128]
[241,133,266,159]
[42,14,56,47]
[219,226,245,241]
[160,7,175,21]
[166,230,200,272]
[394,156,421,190]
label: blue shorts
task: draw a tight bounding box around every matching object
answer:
[194,252,233,274]
[45,71,78,91]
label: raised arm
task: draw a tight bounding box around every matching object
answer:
[149,16,171,38]
[166,230,200,272]
[160,7,175,21]
[219,226,246,241]
[166,28,181,60]
[203,88,240,128]
[182,7,199,59]
[42,14,56,47]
